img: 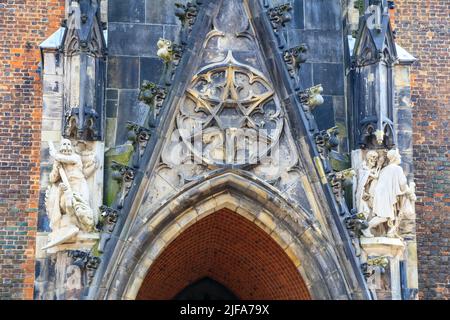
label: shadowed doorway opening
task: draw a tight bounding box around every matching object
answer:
[174,277,238,300]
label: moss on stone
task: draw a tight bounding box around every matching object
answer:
[104,143,134,206]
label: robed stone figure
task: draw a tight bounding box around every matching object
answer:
[362,149,416,238]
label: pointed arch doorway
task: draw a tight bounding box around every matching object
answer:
[136,209,311,300]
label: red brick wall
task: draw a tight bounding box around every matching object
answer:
[393,0,450,300]
[137,209,311,300]
[0,0,65,300]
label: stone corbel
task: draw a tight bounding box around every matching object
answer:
[68,250,101,285]
[267,3,292,49]
[126,122,151,167]
[111,161,136,209]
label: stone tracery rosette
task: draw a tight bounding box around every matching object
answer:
[176,51,284,167]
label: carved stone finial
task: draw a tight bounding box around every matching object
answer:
[313,126,340,174]
[345,211,370,239]
[328,168,355,203]
[156,39,184,85]
[98,205,119,253]
[299,84,324,112]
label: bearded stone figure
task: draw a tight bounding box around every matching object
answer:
[43,139,99,250]
[361,149,416,238]
[356,150,382,219]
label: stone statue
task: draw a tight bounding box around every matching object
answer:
[43,139,98,250]
[361,149,416,238]
[355,150,381,219]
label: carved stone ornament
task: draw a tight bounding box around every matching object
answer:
[356,149,416,238]
[177,51,284,167]
[157,38,183,65]
[111,161,136,209]
[283,44,308,79]
[267,3,292,31]
[43,139,100,253]
[267,3,292,48]
[126,121,151,160]
[328,168,356,203]
[68,250,101,285]
[138,81,167,126]
[175,0,201,44]
[156,38,184,85]
[299,84,324,112]
[99,205,119,233]
[140,0,307,213]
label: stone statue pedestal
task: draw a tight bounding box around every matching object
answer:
[360,237,405,300]
[360,237,405,258]
[46,232,100,254]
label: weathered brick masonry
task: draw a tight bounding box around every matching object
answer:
[0,0,64,299]
[393,0,450,299]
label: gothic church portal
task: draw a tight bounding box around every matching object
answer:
[28,0,423,300]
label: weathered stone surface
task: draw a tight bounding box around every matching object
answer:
[107,57,140,89]
[108,0,145,23]
[108,23,163,56]
[304,0,341,31]
[313,63,345,96]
